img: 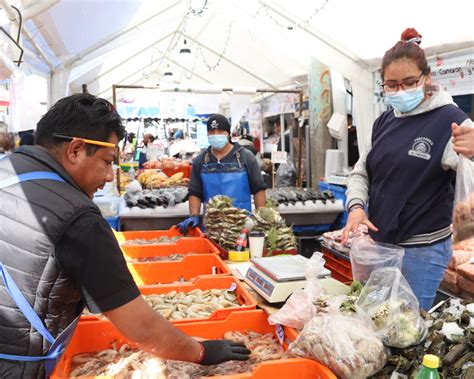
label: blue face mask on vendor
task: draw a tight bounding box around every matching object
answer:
[208,134,228,150]
[384,80,425,113]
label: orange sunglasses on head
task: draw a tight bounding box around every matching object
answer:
[53,133,116,148]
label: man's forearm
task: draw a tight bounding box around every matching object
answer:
[105,296,202,362]
[189,195,202,216]
[135,307,202,361]
[254,190,266,208]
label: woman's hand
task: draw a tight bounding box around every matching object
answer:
[341,208,378,244]
[452,122,474,158]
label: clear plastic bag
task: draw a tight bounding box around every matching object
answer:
[285,299,386,379]
[275,158,296,188]
[356,267,427,348]
[453,155,474,243]
[350,236,404,282]
[268,252,326,329]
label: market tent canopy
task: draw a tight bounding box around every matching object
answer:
[6,0,473,103]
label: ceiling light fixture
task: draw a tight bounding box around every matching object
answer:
[163,65,174,83]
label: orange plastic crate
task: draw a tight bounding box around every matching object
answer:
[52,310,335,379]
[120,238,220,260]
[81,276,257,323]
[127,254,231,286]
[162,164,192,179]
[321,245,353,284]
[114,226,204,242]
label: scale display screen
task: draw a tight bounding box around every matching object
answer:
[251,255,309,282]
[246,267,274,296]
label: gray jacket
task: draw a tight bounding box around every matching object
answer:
[0,146,100,378]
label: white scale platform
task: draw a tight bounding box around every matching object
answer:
[244,255,330,303]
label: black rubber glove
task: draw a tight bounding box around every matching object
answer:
[200,340,251,365]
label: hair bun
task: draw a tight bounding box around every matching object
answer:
[401,28,422,44]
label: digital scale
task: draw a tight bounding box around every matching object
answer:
[244,255,331,303]
[326,173,349,186]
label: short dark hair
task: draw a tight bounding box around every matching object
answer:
[35,93,125,155]
[380,28,430,79]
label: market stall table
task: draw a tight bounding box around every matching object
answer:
[119,199,197,230]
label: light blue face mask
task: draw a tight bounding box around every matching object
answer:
[384,83,425,113]
[208,134,228,150]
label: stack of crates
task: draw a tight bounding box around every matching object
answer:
[52,226,337,378]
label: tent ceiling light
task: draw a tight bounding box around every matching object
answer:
[179,39,191,55]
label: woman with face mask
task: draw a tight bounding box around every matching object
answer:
[342,28,473,310]
[178,114,267,233]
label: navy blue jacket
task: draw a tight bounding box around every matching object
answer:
[367,104,467,245]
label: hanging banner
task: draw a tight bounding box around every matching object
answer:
[429,50,474,96]
[260,93,298,118]
[230,93,253,132]
[309,57,333,187]
[248,102,263,153]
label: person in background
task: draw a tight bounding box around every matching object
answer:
[0,95,250,378]
[142,133,155,147]
[178,114,267,233]
[342,28,473,310]
[137,133,155,167]
[0,131,15,159]
[274,118,290,154]
[174,128,184,139]
[19,132,35,146]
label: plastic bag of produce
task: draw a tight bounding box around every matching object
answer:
[268,252,326,329]
[350,236,404,282]
[275,158,296,187]
[285,298,386,379]
[453,155,474,243]
[356,267,427,348]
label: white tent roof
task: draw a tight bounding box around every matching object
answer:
[5,0,474,100]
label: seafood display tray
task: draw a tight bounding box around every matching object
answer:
[52,310,336,379]
[119,238,220,259]
[114,226,204,242]
[80,276,257,323]
[127,254,231,286]
[120,215,189,231]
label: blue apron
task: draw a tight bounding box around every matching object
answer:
[200,151,252,211]
[0,171,80,378]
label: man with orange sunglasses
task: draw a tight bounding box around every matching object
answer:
[0,94,249,378]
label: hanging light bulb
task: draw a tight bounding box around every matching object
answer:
[163,64,174,83]
[179,39,192,66]
[163,71,173,83]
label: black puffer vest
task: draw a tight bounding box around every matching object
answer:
[0,146,101,378]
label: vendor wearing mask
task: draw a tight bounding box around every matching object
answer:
[178,114,266,233]
[0,95,250,378]
[342,28,473,310]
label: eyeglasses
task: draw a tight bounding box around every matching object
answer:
[381,73,424,92]
[53,134,116,148]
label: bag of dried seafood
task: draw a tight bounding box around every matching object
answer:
[356,267,427,348]
[453,155,474,243]
[350,236,404,282]
[268,252,326,329]
[285,298,386,379]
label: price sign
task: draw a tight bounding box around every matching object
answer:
[275,324,285,345]
[147,141,165,161]
[271,151,287,164]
